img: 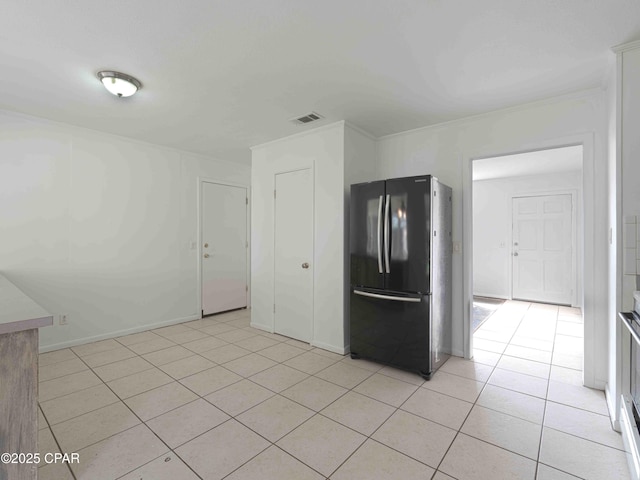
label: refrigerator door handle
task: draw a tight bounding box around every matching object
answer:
[377,195,383,274]
[384,194,391,273]
[353,289,421,303]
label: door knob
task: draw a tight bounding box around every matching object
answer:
[204,243,209,248]
[204,253,210,258]
[302,262,309,269]
[513,252,518,257]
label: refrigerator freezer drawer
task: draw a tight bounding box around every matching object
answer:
[350,290,437,378]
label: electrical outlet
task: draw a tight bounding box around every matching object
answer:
[59,314,68,325]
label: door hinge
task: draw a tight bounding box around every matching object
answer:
[246,285,248,292]
[273,304,276,313]
[274,190,276,199]
[246,197,248,205]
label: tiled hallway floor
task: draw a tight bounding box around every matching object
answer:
[37,301,628,480]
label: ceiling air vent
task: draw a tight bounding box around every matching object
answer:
[291,112,323,125]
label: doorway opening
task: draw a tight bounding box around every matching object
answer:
[199,180,249,317]
[470,145,584,379]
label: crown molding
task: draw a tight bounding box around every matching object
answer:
[344,121,376,140]
[612,39,640,54]
[377,88,602,142]
[250,120,345,151]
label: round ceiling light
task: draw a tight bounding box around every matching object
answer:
[97,71,142,98]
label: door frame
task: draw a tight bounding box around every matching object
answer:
[509,190,579,306]
[197,177,251,318]
[462,133,598,389]
[272,166,315,340]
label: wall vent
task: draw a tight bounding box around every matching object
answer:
[291,112,323,125]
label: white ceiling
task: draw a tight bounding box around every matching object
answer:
[1,1,639,164]
[472,145,583,181]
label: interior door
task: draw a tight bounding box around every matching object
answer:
[512,194,573,305]
[274,168,313,341]
[201,182,247,316]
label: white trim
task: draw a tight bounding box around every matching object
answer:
[39,314,200,353]
[473,293,510,300]
[249,322,273,333]
[197,177,251,318]
[611,46,625,430]
[612,39,640,54]
[463,133,597,389]
[272,165,316,343]
[0,107,249,167]
[606,385,621,432]
[251,121,345,151]
[509,189,579,307]
[311,339,348,355]
[451,347,465,358]
[378,88,602,142]
[344,121,377,141]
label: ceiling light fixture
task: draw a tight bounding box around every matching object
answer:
[97,71,142,98]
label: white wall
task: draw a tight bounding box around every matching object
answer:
[473,171,582,302]
[376,90,608,391]
[251,122,347,352]
[0,110,250,351]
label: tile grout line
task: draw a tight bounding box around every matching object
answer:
[533,304,558,480]
[42,309,259,479]
[45,308,481,478]
[49,348,207,480]
[428,303,532,476]
[41,310,343,479]
[38,406,78,480]
[509,304,556,478]
[40,304,603,480]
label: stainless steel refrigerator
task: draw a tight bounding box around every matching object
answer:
[349,175,452,380]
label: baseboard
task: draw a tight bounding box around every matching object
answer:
[39,314,200,353]
[310,339,348,355]
[606,384,621,432]
[473,293,509,300]
[249,322,273,333]
[451,348,465,358]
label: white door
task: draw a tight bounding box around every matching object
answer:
[512,194,573,305]
[201,182,247,315]
[274,168,313,342]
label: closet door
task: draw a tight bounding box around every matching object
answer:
[274,168,313,341]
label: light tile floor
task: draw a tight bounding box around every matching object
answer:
[36,301,629,480]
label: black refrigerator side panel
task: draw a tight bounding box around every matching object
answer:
[350,291,431,374]
[430,179,452,372]
[350,181,386,290]
[384,176,431,294]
